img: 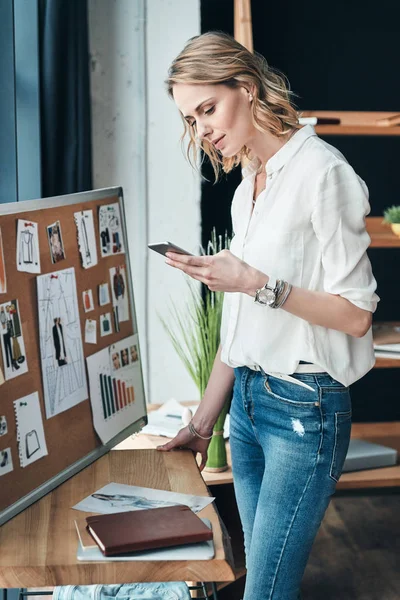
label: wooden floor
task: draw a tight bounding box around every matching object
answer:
[215,487,400,600]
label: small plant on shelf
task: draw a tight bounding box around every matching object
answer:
[383,205,400,238]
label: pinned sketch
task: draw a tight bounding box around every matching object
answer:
[14,392,48,468]
[0,299,28,380]
[98,283,110,306]
[37,267,88,418]
[0,448,13,477]
[74,210,98,269]
[100,313,112,337]
[85,319,97,344]
[0,228,7,294]
[47,220,66,264]
[82,289,94,313]
[86,334,145,443]
[16,220,41,273]
[98,203,125,257]
[0,416,7,436]
[110,265,129,324]
[0,366,4,387]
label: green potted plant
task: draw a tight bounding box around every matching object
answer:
[159,228,231,472]
[383,205,400,238]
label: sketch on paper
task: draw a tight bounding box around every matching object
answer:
[98,203,125,257]
[74,210,98,269]
[85,319,97,345]
[47,220,66,264]
[98,282,110,306]
[16,219,41,274]
[86,334,144,443]
[14,392,48,468]
[0,299,28,380]
[0,228,7,294]
[110,265,129,324]
[0,448,13,477]
[100,313,112,337]
[82,289,94,313]
[72,482,214,515]
[0,416,7,437]
[37,267,88,418]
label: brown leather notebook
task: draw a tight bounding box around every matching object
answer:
[85,505,213,556]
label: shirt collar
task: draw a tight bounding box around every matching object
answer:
[241,124,317,179]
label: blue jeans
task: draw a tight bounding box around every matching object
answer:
[229,367,352,600]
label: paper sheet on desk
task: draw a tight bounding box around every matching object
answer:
[141,398,230,438]
[72,482,215,514]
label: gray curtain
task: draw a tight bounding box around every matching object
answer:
[39,0,92,197]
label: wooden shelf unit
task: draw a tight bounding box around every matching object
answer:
[366,217,400,248]
[301,111,400,135]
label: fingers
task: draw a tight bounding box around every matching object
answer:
[165,253,210,267]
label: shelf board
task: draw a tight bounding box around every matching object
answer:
[301,111,400,135]
[366,217,400,247]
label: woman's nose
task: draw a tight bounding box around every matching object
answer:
[196,121,212,141]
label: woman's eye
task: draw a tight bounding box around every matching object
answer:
[205,106,215,116]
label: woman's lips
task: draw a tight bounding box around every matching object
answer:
[215,135,225,149]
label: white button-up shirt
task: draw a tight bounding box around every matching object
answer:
[220,125,379,387]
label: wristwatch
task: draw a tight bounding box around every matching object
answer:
[254,277,277,306]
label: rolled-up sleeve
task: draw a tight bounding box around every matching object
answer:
[311,161,379,313]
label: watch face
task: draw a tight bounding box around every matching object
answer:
[258,288,276,305]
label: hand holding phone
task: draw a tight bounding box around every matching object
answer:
[148,242,193,257]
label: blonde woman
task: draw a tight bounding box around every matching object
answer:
[157,31,379,600]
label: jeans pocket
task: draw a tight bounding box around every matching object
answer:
[263,374,319,408]
[329,410,352,483]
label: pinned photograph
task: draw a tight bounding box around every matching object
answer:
[110,265,129,323]
[0,448,13,477]
[74,210,98,269]
[98,203,125,257]
[100,313,112,337]
[0,228,7,294]
[0,299,28,381]
[121,348,129,367]
[98,282,110,306]
[85,319,97,345]
[47,220,66,264]
[111,350,121,371]
[130,345,139,363]
[0,416,7,437]
[37,267,88,418]
[82,289,94,313]
[16,219,41,274]
[14,392,48,468]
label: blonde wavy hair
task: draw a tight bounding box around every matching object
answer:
[166,31,301,183]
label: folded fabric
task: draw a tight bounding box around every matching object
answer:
[53,582,191,600]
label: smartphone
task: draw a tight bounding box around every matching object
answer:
[148,241,194,257]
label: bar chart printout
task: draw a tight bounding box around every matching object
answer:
[87,334,144,443]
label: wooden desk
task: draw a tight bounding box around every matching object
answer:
[0,449,235,588]
[124,403,400,490]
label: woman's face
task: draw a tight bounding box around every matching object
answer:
[172,83,255,158]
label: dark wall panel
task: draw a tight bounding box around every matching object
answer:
[200,0,400,421]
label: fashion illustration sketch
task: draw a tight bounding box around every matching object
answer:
[0,228,7,294]
[47,221,66,264]
[16,220,41,274]
[98,203,125,257]
[37,267,88,418]
[74,210,98,269]
[110,265,129,323]
[14,392,48,468]
[0,299,28,380]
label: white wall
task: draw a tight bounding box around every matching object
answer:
[88,0,201,404]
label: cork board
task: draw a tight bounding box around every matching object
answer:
[0,188,147,521]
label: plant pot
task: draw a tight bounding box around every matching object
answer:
[391,223,400,238]
[204,394,232,473]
